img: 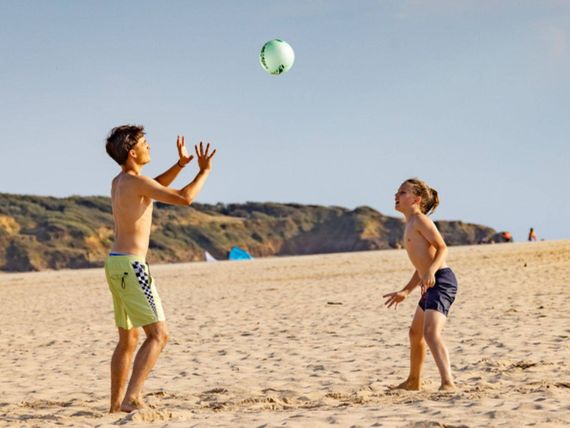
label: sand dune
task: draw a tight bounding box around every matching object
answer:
[1,241,569,427]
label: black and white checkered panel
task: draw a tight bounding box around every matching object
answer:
[132,261,158,318]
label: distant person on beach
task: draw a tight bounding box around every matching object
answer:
[383,178,458,391]
[528,228,537,242]
[104,125,216,413]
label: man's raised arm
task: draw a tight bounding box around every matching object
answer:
[139,141,216,206]
[154,136,194,186]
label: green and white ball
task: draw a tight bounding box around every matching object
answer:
[259,39,295,75]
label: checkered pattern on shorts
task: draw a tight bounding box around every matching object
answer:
[131,261,158,318]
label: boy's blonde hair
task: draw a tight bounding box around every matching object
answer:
[405,178,439,215]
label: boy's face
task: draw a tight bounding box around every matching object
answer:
[394,182,418,213]
[129,136,151,165]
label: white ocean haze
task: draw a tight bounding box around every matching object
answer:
[0,0,568,241]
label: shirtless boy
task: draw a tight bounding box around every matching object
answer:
[383,178,458,391]
[104,125,216,412]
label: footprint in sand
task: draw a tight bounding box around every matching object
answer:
[117,409,173,423]
[70,410,104,418]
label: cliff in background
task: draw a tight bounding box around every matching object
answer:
[0,193,497,272]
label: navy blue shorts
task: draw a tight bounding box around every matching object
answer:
[418,267,458,317]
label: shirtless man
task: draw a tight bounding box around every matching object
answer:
[383,178,458,391]
[104,125,216,412]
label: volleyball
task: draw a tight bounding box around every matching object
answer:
[259,39,295,75]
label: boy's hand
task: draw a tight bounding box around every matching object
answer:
[177,136,194,167]
[420,270,436,294]
[383,290,408,309]
[195,142,217,172]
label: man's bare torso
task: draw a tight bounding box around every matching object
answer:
[110,172,153,258]
[404,216,447,276]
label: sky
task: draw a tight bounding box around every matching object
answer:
[0,0,569,241]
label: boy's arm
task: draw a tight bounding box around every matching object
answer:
[383,271,420,309]
[401,270,421,294]
[133,171,210,205]
[154,136,194,186]
[136,142,216,206]
[154,162,185,187]
[416,215,448,289]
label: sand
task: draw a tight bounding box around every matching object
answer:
[1,240,569,427]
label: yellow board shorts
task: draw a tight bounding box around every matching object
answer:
[105,254,165,329]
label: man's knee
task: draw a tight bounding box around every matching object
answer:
[423,325,440,345]
[409,326,424,344]
[157,328,169,347]
[147,325,169,348]
[118,330,139,352]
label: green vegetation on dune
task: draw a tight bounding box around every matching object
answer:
[0,193,497,272]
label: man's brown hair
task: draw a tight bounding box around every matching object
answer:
[105,125,145,165]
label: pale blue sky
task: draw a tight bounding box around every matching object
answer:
[0,0,568,241]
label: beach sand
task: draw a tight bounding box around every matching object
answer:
[1,241,569,427]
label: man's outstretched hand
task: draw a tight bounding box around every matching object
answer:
[383,290,408,309]
[177,136,194,167]
[195,142,216,172]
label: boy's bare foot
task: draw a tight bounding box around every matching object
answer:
[390,378,421,391]
[109,404,122,413]
[120,397,145,413]
[439,382,456,392]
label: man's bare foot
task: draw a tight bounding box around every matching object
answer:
[390,378,421,391]
[439,382,456,392]
[109,404,122,413]
[120,397,145,413]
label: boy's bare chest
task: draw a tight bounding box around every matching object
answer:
[403,223,426,249]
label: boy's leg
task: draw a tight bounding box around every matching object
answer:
[110,327,139,413]
[121,321,169,412]
[423,309,455,390]
[395,306,426,390]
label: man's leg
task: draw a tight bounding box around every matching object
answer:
[395,305,426,390]
[110,328,139,413]
[423,309,455,390]
[121,321,169,412]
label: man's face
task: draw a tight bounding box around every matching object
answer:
[130,136,151,165]
[394,182,418,213]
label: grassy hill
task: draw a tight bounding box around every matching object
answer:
[0,193,497,272]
